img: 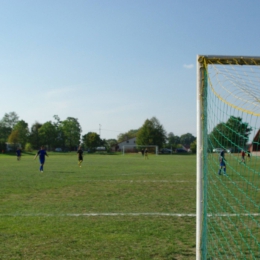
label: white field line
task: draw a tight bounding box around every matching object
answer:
[207,213,260,217]
[81,180,194,183]
[0,213,259,217]
[119,173,185,176]
[0,213,195,217]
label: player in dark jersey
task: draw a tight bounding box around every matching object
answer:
[34,146,48,173]
[247,150,251,162]
[144,148,148,159]
[16,147,22,161]
[218,150,227,176]
[77,146,83,167]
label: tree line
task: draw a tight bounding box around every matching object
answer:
[0,112,197,152]
[0,112,82,151]
[117,117,196,151]
[208,116,252,152]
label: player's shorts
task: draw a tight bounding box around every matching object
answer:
[39,159,45,164]
[220,162,226,167]
[78,157,83,161]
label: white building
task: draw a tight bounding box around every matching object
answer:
[117,137,137,151]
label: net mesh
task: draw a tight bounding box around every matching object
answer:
[200,56,260,259]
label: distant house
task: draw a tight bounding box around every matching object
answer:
[117,137,137,152]
[182,145,190,152]
[248,129,260,155]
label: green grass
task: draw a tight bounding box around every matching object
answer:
[1,152,259,259]
[0,152,197,259]
[206,152,260,259]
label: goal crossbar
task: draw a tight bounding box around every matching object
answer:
[198,54,260,65]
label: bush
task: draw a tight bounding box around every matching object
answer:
[25,143,33,152]
[190,140,196,153]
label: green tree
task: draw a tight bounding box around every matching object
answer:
[0,122,11,144]
[29,122,42,149]
[38,121,57,149]
[117,129,139,142]
[52,115,65,148]
[190,140,196,153]
[1,111,19,129]
[10,120,30,148]
[167,132,180,148]
[209,116,252,151]
[7,130,20,144]
[25,142,33,152]
[103,138,118,152]
[61,117,82,150]
[180,133,196,146]
[136,117,167,148]
[0,112,19,145]
[82,132,102,150]
[106,139,117,147]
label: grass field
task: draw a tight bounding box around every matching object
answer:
[0,152,196,260]
[206,152,260,259]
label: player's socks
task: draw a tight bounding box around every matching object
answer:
[218,169,222,175]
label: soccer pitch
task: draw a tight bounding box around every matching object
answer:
[0,152,196,259]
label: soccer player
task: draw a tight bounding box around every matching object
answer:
[144,148,148,159]
[16,147,21,161]
[218,150,227,176]
[34,146,48,173]
[240,150,246,164]
[77,146,83,167]
[247,150,251,162]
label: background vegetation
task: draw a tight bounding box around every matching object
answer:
[0,112,196,152]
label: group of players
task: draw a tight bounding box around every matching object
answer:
[15,146,150,173]
[16,146,251,174]
[218,149,251,176]
[15,146,84,173]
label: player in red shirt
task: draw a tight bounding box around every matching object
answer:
[240,150,246,164]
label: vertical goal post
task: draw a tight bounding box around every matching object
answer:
[197,55,260,260]
[122,145,159,155]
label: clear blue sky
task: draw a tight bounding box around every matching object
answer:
[1,0,260,140]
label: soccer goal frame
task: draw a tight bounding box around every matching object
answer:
[122,145,158,155]
[197,55,260,260]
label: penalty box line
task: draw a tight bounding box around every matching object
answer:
[0,213,259,217]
